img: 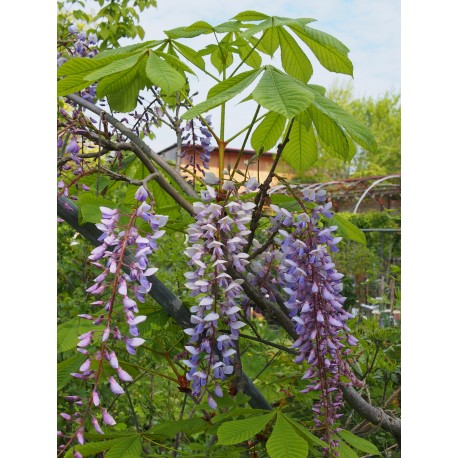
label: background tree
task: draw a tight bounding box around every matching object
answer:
[290,83,401,182]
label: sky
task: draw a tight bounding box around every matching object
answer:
[82,0,401,151]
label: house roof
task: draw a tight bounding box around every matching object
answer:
[158,143,276,156]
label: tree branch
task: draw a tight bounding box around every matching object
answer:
[341,385,401,444]
[65,93,198,199]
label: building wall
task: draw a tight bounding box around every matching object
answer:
[160,144,295,184]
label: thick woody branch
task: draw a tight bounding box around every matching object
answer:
[341,385,401,444]
[226,266,297,339]
[59,128,194,215]
[66,93,198,199]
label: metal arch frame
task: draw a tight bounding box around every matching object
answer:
[352,174,401,214]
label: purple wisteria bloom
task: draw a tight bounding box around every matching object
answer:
[180,114,215,184]
[270,189,362,446]
[59,188,168,447]
[182,199,253,406]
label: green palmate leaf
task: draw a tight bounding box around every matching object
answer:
[241,17,315,40]
[329,213,366,245]
[105,434,143,457]
[145,52,186,94]
[232,10,270,21]
[183,68,262,120]
[156,51,196,76]
[337,442,359,458]
[308,104,349,159]
[239,18,272,38]
[57,354,86,391]
[97,54,150,112]
[83,432,139,442]
[266,414,309,458]
[198,44,218,57]
[212,408,272,424]
[251,111,286,153]
[252,66,315,118]
[152,418,209,437]
[281,415,328,448]
[214,20,243,33]
[57,317,97,353]
[207,69,259,99]
[58,54,130,78]
[165,21,214,39]
[309,88,377,152]
[94,40,160,59]
[282,120,318,171]
[77,193,117,225]
[84,52,144,81]
[278,28,313,83]
[217,412,276,445]
[256,26,280,56]
[211,43,234,74]
[57,75,96,97]
[296,110,313,129]
[323,131,357,162]
[235,38,262,69]
[173,41,206,71]
[290,24,353,76]
[338,430,381,455]
[63,438,130,458]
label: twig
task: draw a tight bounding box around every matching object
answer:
[245,119,295,252]
[66,93,198,199]
[253,350,281,382]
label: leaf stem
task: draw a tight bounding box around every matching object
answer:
[229,104,262,180]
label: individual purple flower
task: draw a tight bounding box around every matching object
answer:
[244,177,259,192]
[66,138,79,155]
[88,33,98,45]
[134,185,148,202]
[101,408,116,426]
[109,376,125,395]
[91,415,104,434]
[76,428,85,445]
[117,367,133,382]
[68,24,78,34]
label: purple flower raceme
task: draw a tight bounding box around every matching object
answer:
[180,115,215,184]
[182,194,254,408]
[59,187,168,450]
[269,189,362,449]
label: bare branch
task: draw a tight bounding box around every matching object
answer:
[65,93,198,199]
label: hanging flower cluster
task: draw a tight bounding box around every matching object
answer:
[270,189,362,447]
[58,187,167,450]
[58,25,98,102]
[57,26,101,208]
[181,115,215,184]
[182,194,255,408]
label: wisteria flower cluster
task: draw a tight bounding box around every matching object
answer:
[57,26,101,210]
[270,189,362,447]
[180,115,215,184]
[182,195,255,408]
[58,25,98,103]
[58,187,167,451]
